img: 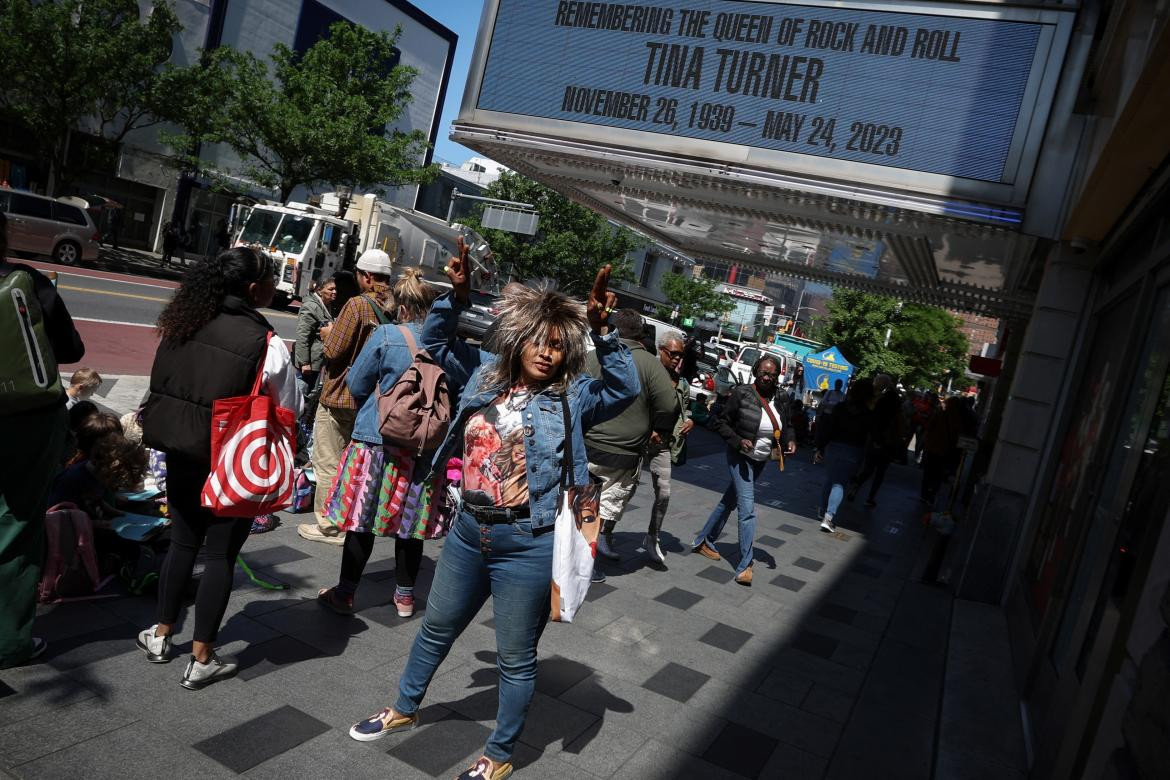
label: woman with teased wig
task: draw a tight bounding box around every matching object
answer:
[347,240,639,780]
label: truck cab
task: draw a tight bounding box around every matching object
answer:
[235,203,353,305]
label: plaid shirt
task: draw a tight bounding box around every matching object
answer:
[320,293,388,410]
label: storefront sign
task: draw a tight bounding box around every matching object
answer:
[475,0,1068,187]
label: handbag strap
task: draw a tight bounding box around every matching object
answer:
[757,390,782,443]
[559,394,572,490]
[249,331,274,396]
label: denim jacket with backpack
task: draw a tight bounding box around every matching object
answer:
[346,321,428,446]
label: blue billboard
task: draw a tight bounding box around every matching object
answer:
[477,0,1046,183]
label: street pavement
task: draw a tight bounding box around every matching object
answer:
[20,257,300,376]
[0,423,1027,779]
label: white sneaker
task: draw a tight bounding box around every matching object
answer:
[596,533,620,561]
[136,624,173,663]
[820,513,836,533]
[644,533,666,565]
[180,654,238,690]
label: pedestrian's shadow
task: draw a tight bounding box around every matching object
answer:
[445,650,632,761]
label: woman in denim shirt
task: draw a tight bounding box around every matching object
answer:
[317,269,444,618]
[348,244,638,780]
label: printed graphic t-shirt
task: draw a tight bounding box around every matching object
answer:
[463,388,531,508]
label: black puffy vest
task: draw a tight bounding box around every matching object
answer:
[142,296,271,463]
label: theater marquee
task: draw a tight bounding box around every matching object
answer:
[462,0,1074,206]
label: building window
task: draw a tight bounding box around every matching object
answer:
[421,240,440,268]
[638,255,655,287]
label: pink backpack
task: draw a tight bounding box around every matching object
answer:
[39,502,101,603]
[377,326,452,455]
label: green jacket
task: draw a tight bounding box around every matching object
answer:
[585,338,678,459]
[670,378,691,462]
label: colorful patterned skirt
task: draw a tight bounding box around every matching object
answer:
[325,441,449,539]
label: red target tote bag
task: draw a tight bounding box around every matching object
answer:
[201,333,296,517]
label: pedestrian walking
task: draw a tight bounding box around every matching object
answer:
[346,245,636,780]
[641,329,693,565]
[136,247,302,690]
[316,269,444,618]
[846,373,905,507]
[693,355,795,585]
[920,396,964,503]
[584,309,677,567]
[162,222,179,267]
[818,379,874,532]
[0,211,86,668]
[298,250,394,547]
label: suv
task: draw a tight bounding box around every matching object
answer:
[0,190,100,265]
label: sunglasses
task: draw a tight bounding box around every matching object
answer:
[660,347,685,360]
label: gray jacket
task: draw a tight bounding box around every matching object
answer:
[294,292,333,370]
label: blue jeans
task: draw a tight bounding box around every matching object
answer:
[820,443,864,520]
[395,510,552,762]
[693,449,768,574]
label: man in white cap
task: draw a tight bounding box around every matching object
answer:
[298,249,394,545]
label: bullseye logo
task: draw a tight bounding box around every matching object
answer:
[202,417,294,513]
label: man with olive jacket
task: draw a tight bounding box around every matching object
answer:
[693,355,795,585]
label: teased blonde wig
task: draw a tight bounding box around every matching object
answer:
[481,284,590,393]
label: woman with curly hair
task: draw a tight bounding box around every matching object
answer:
[316,268,443,618]
[137,247,302,690]
[346,242,638,780]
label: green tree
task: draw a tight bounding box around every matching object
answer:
[0,0,183,195]
[462,171,641,296]
[889,305,970,389]
[811,289,905,378]
[655,272,734,322]
[190,22,435,201]
[812,289,970,388]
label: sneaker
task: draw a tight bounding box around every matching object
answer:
[136,624,173,663]
[820,513,836,533]
[590,567,606,583]
[25,637,48,663]
[595,532,620,561]
[734,565,753,586]
[644,533,666,566]
[297,522,345,546]
[348,707,419,742]
[179,654,237,690]
[457,756,514,780]
[317,587,355,616]
[692,541,721,561]
[393,592,414,618]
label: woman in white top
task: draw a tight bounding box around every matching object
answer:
[693,355,796,585]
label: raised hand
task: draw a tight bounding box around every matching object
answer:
[444,237,471,304]
[586,264,617,333]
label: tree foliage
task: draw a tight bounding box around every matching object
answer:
[812,289,969,387]
[179,22,436,201]
[888,304,970,389]
[462,171,641,296]
[656,272,734,322]
[0,0,183,194]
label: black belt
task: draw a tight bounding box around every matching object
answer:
[463,503,530,523]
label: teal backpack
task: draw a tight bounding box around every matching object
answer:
[0,266,63,412]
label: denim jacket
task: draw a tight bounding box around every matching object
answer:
[346,321,425,446]
[421,292,639,530]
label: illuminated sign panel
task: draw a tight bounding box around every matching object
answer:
[476,0,1057,185]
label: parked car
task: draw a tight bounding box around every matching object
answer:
[0,190,100,265]
[458,289,500,342]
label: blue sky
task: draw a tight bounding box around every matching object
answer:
[411,0,486,165]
